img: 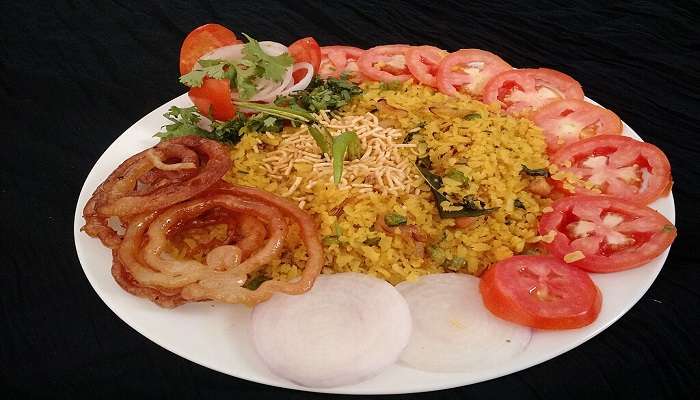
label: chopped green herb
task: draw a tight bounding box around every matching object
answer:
[332,131,362,183]
[384,213,407,227]
[428,245,446,265]
[445,170,468,185]
[464,113,482,120]
[322,236,341,246]
[155,106,209,140]
[276,75,362,112]
[521,164,550,177]
[241,33,293,82]
[243,275,271,290]
[445,257,466,271]
[514,199,526,209]
[308,124,333,155]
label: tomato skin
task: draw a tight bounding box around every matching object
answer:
[533,99,623,154]
[538,195,677,272]
[551,135,672,205]
[288,37,322,82]
[188,78,236,121]
[405,45,446,87]
[436,49,512,96]
[319,45,365,81]
[179,24,239,75]
[482,68,584,115]
[480,255,602,329]
[358,44,413,82]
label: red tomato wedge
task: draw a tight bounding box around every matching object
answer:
[550,135,672,205]
[538,195,676,272]
[179,24,239,75]
[288,37,322,82]
[482,68,584,116]
[480,255,602,329]
[188,78,236,121]
[436,49,512,96]
[319,45,365,81]
[533,99,623,153]
[405,46,447,87]
[358,45,413,82]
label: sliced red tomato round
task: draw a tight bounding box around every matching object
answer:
[358,44,413,82]
[179,23,239,75]
[436,49,512,96]
[551,135,672,204]
[482,68,584,115]
[319,45,365,81]
[480,255,602,329]
[533,99,623,154]
[288,37,322,82]
[405,45,446,87]
[188,78,236,121]
[538,195,677,272]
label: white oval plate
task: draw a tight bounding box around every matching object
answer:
[74,94,675,394]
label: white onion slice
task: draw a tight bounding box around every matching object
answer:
[199,43,245,63]
[279,62,314,95]
[396,273,531,373]
[252,273,412,388]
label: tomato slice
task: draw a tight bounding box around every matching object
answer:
[436,49,512,96]
[288,37,322,82]
[482,68,584,116]
[533,99,623,154]
[405,46,447,87]
[538,195,676,272]
[480,255,602,329]
[550,135,672,205]
[179,24,239,75]
[358,45,413,82]
[319,45,365,81]
[188,78,236,121]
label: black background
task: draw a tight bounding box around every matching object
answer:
[2,1,699,398]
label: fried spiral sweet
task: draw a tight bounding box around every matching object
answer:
[82,137,324,308]
[81,136,231,248]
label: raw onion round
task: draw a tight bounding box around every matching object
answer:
[251,273,412,388]
[396,273,531,372]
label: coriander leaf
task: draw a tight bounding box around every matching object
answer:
[384,213,407,226]
[241,33,293,82]
[277,76,362,113]
[178,69,207,87]
[155,106,209,140]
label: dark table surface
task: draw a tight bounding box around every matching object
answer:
[3,0,699,398]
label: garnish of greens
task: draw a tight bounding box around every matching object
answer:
[178,33,293,100]
[384,213,407,227]
[276,75,363,113]
[323,223,343,245]
[415,163,496,218]
[521,164,550,177]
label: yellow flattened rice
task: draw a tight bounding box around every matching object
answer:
[223,82,551,284]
